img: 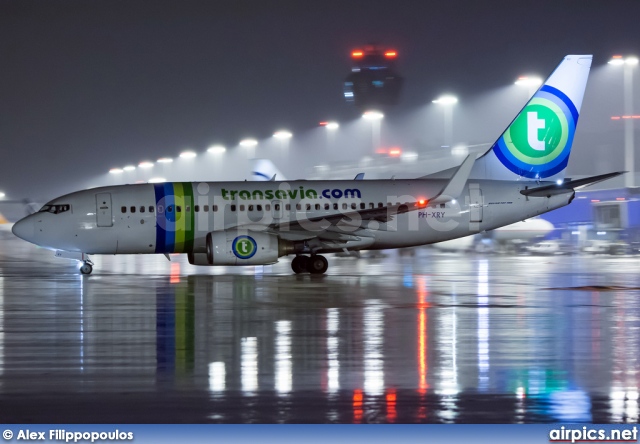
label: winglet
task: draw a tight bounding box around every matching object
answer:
[430,154,476,204]
[354,173,365,181]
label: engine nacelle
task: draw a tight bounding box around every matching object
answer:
[206,230,292,265]
[187,252,210,266]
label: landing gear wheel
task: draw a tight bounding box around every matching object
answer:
[80,262,93,275]
[308,255,328,274]
[291,255,308,274]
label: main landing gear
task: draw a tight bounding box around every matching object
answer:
[79,259,94,275]
[291,255,328,275]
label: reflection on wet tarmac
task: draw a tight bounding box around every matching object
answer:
[0,238,639,423]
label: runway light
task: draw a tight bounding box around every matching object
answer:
[157,157,173,163]
[109,168,123,174]
[514,76,542,87]
[363,110,384,120]
[138,161,154,169]
[389,148,402,157]
[326,121,339,130]
[123,165,136,171]
[432,95,458,105]
[626,57,639,66]
[384,50,397,58]
[0,192,5,198]
[207,145,226,154]
[609,55,625,66]
[273,130,292,140]
[240,138,258,147]
[352,50,363,58]
[148,177,166,183]
[180,151,197,159]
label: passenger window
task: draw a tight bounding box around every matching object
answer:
[265,204,271,211]
[195,205,200,212]
[213,205,218,212]
[257,204,262,211]
[121,206,126,213]
[306,204,311,211]
[333,203,338,210]
[240,205,245,211]
[324,203,330,210]
[351,203,357,210]
[130,206,136,213]
[203,205,209,212]
[440,203,445,208]
[296,204,301,211]
[275,204,280,211]
[285,204,290,211]
[167,206,173,213]
[230,205,236,212]
[369,203,374,209]
[360,203,366,210]
[315,204,320,210]
[140,206,145,213]
[248,205,254,211]
[149,206,154,213]
[157,205,164,213]
[176,206,182,212]
[342,203,347,210]
[378,203,384,208]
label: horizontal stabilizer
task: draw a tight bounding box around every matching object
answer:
[520,171,625,197]
[430,154,476,204]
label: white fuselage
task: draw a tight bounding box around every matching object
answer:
[13,179,573,258]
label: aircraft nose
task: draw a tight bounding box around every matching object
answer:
[12,216,35,242]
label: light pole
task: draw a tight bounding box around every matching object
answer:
[514,76,542,99]
[362,111,384,153]
[273,130,292,163]
[609,55,638,187]
[432,95,458,147]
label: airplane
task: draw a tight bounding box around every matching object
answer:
[12,55,623,275]
[432,218,554,253]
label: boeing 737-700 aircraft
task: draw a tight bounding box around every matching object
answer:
[12,55,622,274]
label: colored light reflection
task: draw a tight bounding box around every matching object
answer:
[353,389,363,423]
[170,262,180,284]
[386,389,397,422]
[416,275,429,395]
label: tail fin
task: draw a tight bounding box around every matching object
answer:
[251,158,287,181]
[472,55,592,181]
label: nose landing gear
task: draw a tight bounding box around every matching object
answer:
[291,254,328,275]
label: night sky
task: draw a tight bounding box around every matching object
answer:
[1,0,639,201]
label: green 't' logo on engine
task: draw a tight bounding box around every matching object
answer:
[232,235,257,259]
[503,98,568,165]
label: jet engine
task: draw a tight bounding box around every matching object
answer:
[205,230,293,265]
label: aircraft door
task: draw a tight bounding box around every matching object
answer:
[469,184,483,223]
[272,200,283,220]
[96,193,113,227]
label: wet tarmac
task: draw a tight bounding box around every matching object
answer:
[0,237,638,423]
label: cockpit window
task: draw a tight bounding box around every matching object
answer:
[38,204,71,214]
